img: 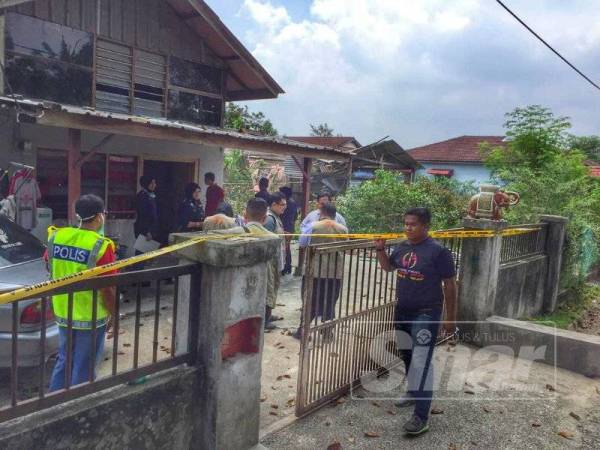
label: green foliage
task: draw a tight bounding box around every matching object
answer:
[336,171,475,233]
[223,150,254,215]
[568,134,600,162]
[224,103,277,136]
[310,123,334,137]
[482,105,571,171]
[483,105,600,294]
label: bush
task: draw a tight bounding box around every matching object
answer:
[336,171,475,233]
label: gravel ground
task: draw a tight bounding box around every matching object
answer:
[261,343,600,450]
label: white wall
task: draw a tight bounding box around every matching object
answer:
[418,162,492,185]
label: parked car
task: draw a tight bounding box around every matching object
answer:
[0,215,58,368]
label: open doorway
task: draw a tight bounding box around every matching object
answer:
[142,160,196,244]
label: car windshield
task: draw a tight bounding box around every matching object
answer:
[0,217,45,267]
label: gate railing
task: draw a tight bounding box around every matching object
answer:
[296,235,463,416]
[500,223,548,264]
[0,263,200,424]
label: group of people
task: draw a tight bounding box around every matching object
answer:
[46,173,456,438]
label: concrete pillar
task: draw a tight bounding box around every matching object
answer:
[67,128,81,224]
[540,215,568,313]
[458,218,507,321]
[173,233,280,450]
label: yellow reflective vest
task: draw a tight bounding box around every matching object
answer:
[47,227,114,329]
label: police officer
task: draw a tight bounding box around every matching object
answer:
[47,194,117,391]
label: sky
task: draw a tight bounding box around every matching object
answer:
[206,0,600,148]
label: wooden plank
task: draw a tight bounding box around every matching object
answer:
[80,0,96,33]
[51,0,67,25]
[99,0,109,36]
[301,158,313,217]
[121,0,136,45]
[34,0,50,20]
[135,0,148,49]
[66,0,81,29]
[147,0,160,51]
[15,1,33,15]
[67,128,82,224]
[109,0,122,41]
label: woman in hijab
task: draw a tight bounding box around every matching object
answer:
[178,182,205,232]
[134,175,158,243]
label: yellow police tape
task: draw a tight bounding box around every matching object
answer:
[0,227,538,306]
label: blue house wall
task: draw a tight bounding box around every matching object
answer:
[418,162,492,185]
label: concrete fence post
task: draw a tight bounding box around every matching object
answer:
[457,218,506,322]
[539,215,568,313]
[173,233,280,450]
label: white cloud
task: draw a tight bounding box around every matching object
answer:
[237,0,600,147]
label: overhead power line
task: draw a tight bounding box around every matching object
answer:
[495,0,600,92]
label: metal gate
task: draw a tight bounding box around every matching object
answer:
[295,236,463,417]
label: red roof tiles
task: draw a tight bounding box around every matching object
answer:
[408,136,505,163]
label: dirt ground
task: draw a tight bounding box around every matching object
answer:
[570,296,600,337]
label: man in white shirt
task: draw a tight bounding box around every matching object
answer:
[294,192,346,276]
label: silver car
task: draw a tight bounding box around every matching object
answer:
[0,216,59,368]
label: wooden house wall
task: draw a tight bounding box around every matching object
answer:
[6,0,224,68]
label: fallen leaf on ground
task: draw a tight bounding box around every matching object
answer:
[277,375,284,381]
[123,343,131,347]
[364,431,380,438]
[569,412,581,421]
[386,410,397,416]
[483,406,492,413]
[371,401,381,407]
[464,389,475,395]
[325,419,332,426]
[348,437,355,443]
[545,384,555,392]
[558,430,575,439]
[276,303,286,307]
[269,412,278,417]
[448,445,457,450]
[284,374,291,379]
[531,421,541,427]
[336,397,346,405]
[431,407,444,414]
[270,404,278,409]
[260,395,267,402]
[271,386,277,390]
[286,399,295,407]
[326,442,342,450]
[278,346,286,349]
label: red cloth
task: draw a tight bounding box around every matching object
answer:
[205,184,225,217]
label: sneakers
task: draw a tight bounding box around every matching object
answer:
[394,397,416,408]
[403,414,429,435]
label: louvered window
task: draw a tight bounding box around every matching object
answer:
[95,40,166,117]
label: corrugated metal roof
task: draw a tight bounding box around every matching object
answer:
[1,95,350,160]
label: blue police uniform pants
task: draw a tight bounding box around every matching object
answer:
[395,309,442,421]
[49,325,106,392]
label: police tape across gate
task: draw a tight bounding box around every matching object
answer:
[0,227,539,306]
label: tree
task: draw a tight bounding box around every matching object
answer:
[568,135,600,162]
[224,103,277,136]
[310,123,334,137]
[481,105,571,171]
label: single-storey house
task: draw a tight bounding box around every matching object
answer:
[0,0,349,252]
[408,135,505,184]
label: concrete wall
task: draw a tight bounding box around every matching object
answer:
[458,217,567,322]
[0,367,199,450]
[417,162,492,185]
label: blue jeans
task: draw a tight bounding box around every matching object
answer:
[49,326,106,392]
[395,309,442,421]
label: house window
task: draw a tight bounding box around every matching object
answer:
[168,57,223,126]
[4,13,93,106]
[426,168,454,177]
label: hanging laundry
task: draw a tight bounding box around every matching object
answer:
[9,168,41,230]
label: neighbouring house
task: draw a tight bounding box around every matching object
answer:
[285,137,420,195]
[0,0,349,251]
[408,135,506,184]
[584,160,600,178]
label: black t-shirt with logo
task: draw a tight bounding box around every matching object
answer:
[389,237,456,314]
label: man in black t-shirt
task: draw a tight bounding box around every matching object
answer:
[375,207,457,436]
